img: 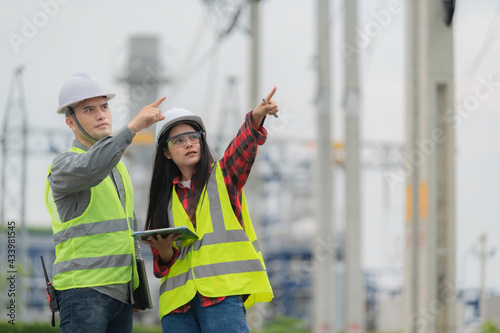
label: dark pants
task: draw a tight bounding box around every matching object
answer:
[56,288,133,333]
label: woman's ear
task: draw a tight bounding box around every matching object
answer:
[163,147,171,159]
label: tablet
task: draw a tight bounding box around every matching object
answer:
[133,226,198,240]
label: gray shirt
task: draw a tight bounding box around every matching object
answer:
[48,126,141,304]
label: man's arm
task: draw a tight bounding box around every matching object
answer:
[49,127,134,193]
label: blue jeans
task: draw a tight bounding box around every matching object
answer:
[56,288,133,333]
[161,295,249,333]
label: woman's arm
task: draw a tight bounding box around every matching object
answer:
[250,87,278,128]
[220,87,278,190]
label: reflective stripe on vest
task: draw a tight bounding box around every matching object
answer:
[53,254,132,275]
[45,147,139,291]
[53,218,130,246]
[158,163,273,317]
[170,230,261,262]
[160,258,265,294]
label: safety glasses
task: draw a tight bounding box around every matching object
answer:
[165,131,203,149]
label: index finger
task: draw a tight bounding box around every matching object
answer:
[149,96,166,108]
[264,87,277,102]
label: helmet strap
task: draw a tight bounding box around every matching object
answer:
[67,107,98,142]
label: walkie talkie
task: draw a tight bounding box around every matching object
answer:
[40,256,59,327]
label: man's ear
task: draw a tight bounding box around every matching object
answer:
[66,116,77,132]
[163,147,171,159]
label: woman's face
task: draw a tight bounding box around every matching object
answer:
[163,123,201,169]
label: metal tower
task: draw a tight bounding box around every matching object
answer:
[1,68,74,225]
[1,67,27,228]
[0,67,28,322]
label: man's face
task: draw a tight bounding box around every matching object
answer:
[66,96,112,146]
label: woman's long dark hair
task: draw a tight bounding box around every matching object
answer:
[145,122,216,230]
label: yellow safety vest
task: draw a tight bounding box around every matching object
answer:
[158,163,273,317]
[45,147,139,291]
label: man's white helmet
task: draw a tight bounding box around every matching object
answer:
[155,108,205,145]
[57,72,115,114]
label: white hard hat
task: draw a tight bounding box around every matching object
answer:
[57,72,115,114]
[155,108,205,145]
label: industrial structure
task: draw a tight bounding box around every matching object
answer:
[313,1,335,331]
[343,0,363,331]
[0,68,73,322]
[404,1,457,332]
[117,36,170,224]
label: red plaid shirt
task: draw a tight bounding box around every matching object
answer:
[151,111,267,313]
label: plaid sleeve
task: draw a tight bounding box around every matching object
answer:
[220,110,267,190]
[151,246,180,279]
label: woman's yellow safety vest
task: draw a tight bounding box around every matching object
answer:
[158,163,273,317]
[44,147,139,291]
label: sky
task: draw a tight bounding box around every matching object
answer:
[0,0,499,296]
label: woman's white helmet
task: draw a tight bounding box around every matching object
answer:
[57,72,115,114]
[155,108,205,145]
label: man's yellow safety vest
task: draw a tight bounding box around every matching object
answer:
[158,163,273,318]
[45,147,139,291]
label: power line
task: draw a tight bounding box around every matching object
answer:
[167,1,244,105]
[456,0,500,101]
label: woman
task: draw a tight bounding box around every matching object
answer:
[143,87,278,332]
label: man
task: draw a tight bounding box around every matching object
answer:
[44,72,165,332]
